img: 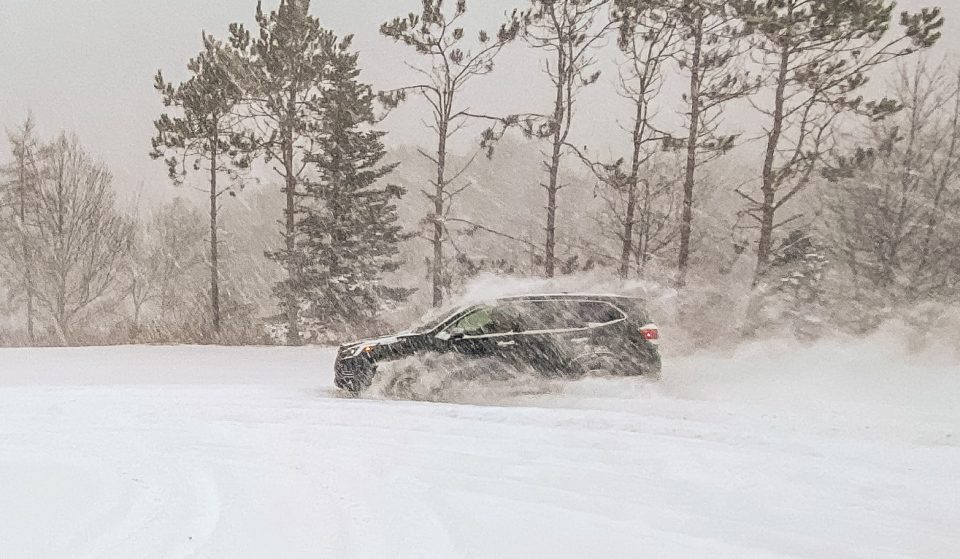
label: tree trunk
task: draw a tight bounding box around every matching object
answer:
[677,24,703,288]
[917,91,960,273]
[55,297,68,346]
[754,43,791,286]
[55,165,68,346]
[545,146,560,278]
[620,182,638,280]
[283,129,302,346]
[209,138,222,336]
[544,46,568,279]
[544,128,563,279]
[18,162,35,344]
[131,298,142,342]
[432,121,448,308]
[621,94,647,280]
[640,177,652,269]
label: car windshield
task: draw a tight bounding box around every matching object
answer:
[411,306,465,334]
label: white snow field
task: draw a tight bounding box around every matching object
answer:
[1,328,958,559]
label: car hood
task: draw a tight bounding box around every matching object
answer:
[339,332,418,354]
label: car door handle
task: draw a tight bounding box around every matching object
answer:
[497,340,517,347]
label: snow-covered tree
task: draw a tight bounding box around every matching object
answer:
[228,0,339,344]
[763,229,829,339]
[30,134,131,344]
[295,36,413,338]
[820,60,960,324]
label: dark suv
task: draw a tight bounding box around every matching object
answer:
[334,294,661,394]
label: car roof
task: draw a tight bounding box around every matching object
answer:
[492,293,643,305]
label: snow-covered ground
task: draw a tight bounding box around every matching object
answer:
[1,328,958,558]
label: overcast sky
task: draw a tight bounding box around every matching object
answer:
[1,0,957,206]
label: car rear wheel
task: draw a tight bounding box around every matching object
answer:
[575,352,620,377]
[575,352,661,379]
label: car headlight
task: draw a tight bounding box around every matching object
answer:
[351,344,376,358]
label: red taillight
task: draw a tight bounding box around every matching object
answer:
[640,324,659,344]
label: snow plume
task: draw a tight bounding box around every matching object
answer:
[665,319,959,408]
[368,353,559,404]
[366,320,958,452]
[439,271,960,353]
[369,274,959,429]
[448,271,674,307]
[405,270,747,354]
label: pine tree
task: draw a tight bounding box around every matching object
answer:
[296,36,413,338]
[612,3,678,279]
[660,0,755,288]
[380,0,520,307]
[766,229,829,340]
[567,0,751,285]
[521,0,615,278]
[151,33,251,337]
[571,1,680,279]
[229,0,338,344]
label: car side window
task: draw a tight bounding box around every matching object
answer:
[516,300,624,331]
[578,302,625,324]
[451,305,520,336]
[453,307,493,335]
[518,301,581,331]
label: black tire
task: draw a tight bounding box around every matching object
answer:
[574,352,620,377]
[574,352,661,380]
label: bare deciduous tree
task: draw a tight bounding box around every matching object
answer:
[123,198,207,340]
[30,134,130,344]
[0,114,41,343]
[822,60,960,311]
[734,0,943,284]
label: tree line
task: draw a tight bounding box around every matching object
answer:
[1,0,956,346]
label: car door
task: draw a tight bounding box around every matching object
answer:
[444,305,523,361]
[511,299,626,376]
[508,300,578,376]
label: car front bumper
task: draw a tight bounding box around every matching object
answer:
[334,354,376,393]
